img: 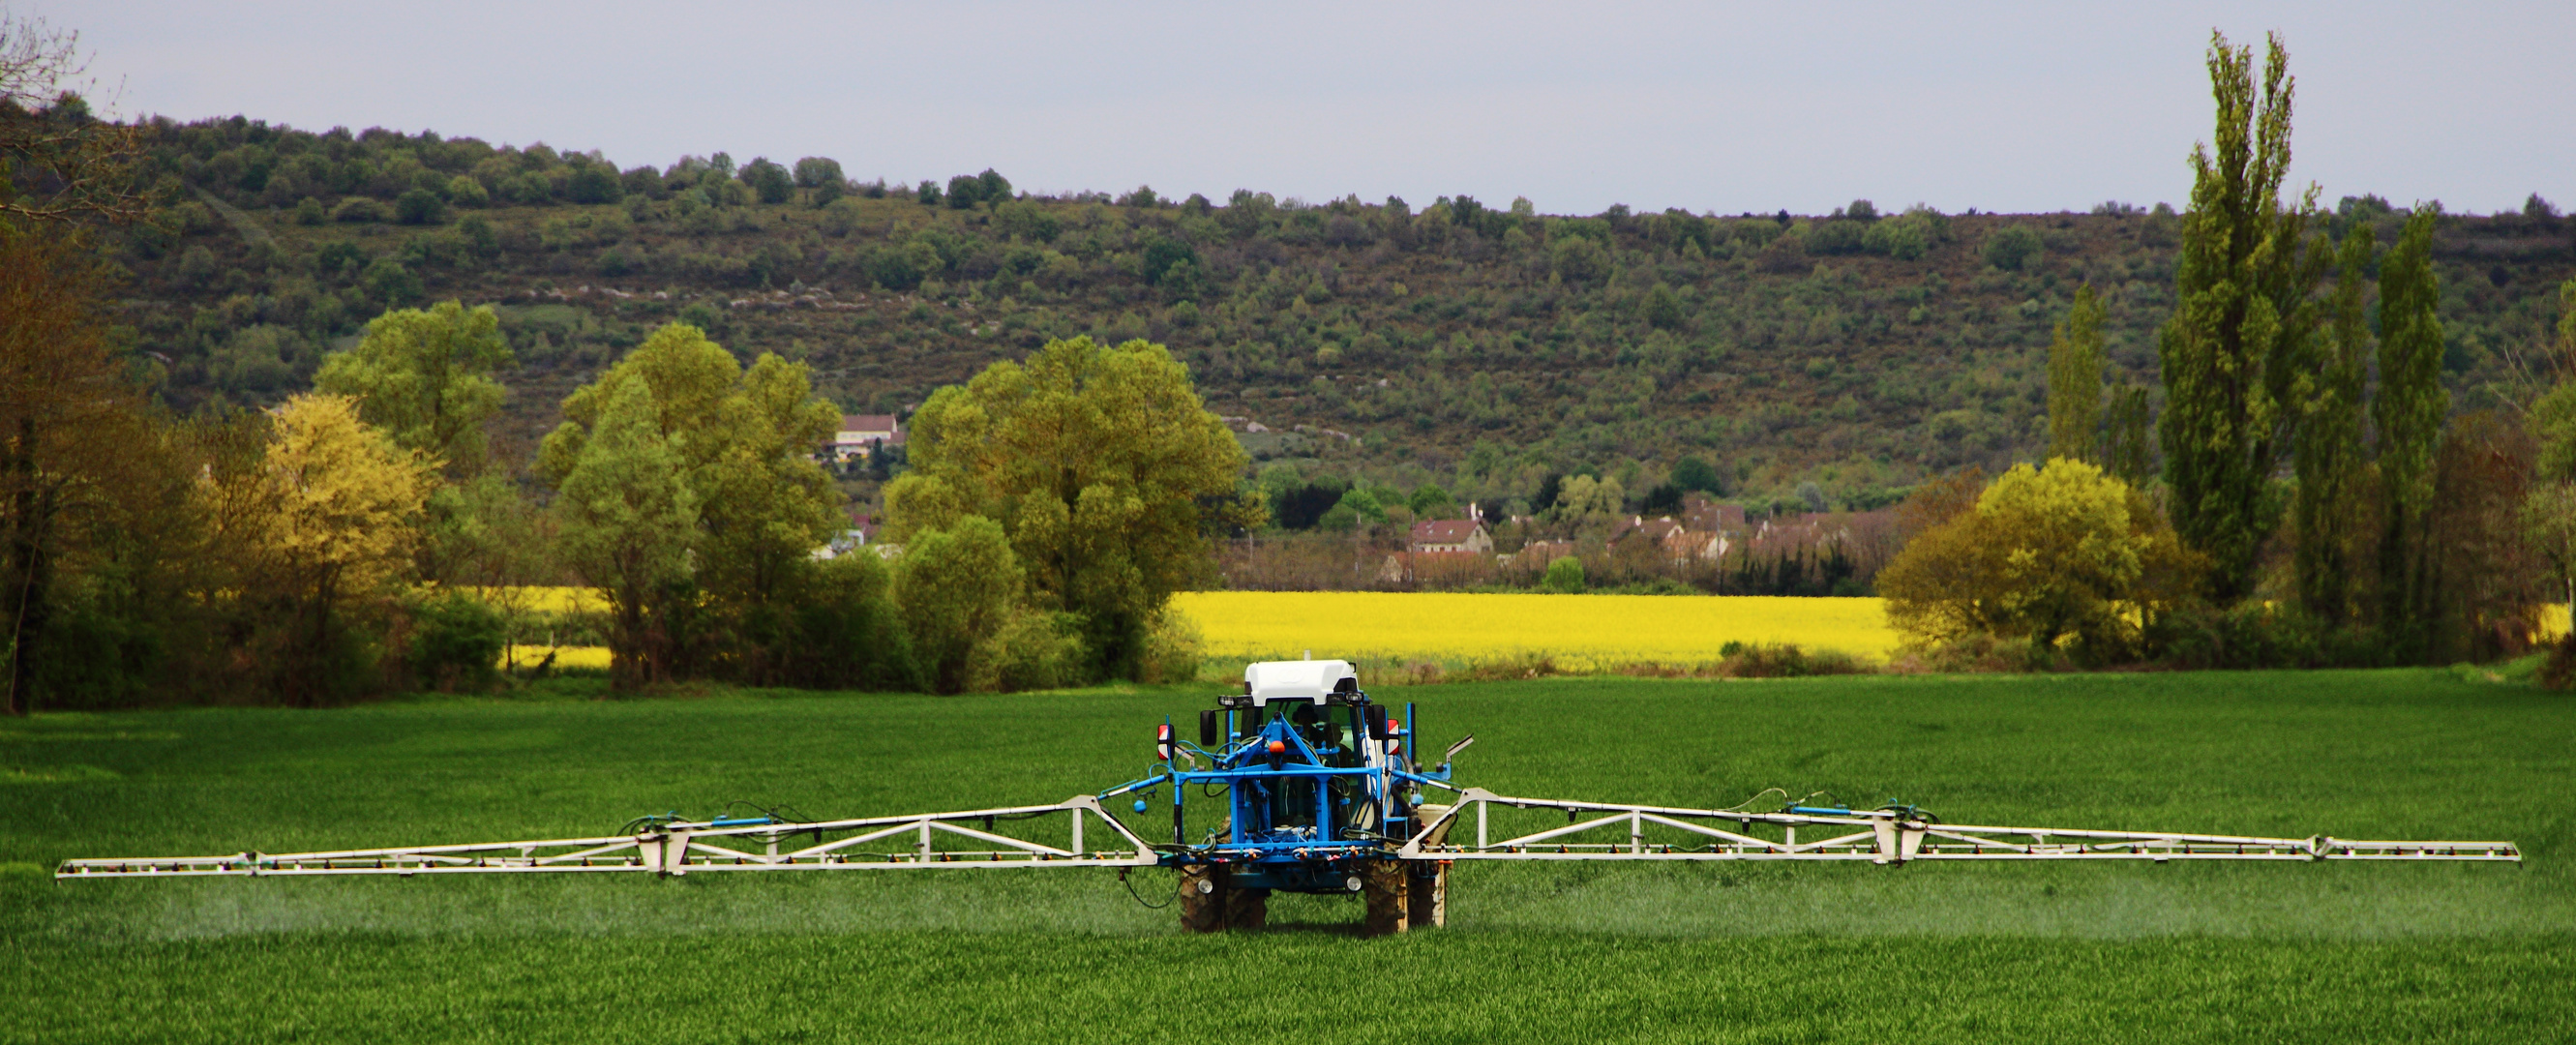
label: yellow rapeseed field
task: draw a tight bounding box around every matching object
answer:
[1171,592,1901,670]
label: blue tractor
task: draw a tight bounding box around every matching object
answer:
[1106,658,1467,934]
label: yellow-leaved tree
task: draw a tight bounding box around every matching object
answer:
[225,394,436,704]
[1879,458,2200,658]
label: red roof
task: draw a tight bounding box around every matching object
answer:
[839,414,899,433]
[1410,519,1483,544]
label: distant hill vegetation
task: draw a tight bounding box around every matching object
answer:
[120,115,2576,514]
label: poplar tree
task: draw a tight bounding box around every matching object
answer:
[2047,284,2106,463]
[2373,207,2447,654]
[2103,386,2155,487]
[2156,31,2326,603]
[2292,224,2374,626]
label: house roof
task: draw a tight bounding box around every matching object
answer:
[1410,519,1483,544]
[838,414,899,433]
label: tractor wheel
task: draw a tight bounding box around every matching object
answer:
[1177,865,1226,933]
[1360,859,1409,937]
[1225,885,1269,931]
[1406,860,1449,929]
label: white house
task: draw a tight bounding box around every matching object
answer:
[828,414,904,461]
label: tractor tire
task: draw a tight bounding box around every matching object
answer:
[1225,885,1269,931]
[1407,860,1449,929]
[1360,859,1409,937]
[1177,865,1226,933]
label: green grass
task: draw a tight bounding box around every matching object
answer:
[3,671,2569,1042]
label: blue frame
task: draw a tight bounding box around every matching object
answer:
[1103,695,1455,893]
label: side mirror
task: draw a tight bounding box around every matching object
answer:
[1199,709,1220,748]
[1363,704,1390,741]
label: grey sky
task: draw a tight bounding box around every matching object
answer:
[38,1,2574,216]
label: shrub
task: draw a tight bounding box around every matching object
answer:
[1549,235,1610,284]
[1136,609,1202,684]
[1878,458,2200,659]
[1983,225,2043,270]
[331,196,385,223]
[407,591,505,692]
[1805,220,1868,255]
[1541,555,1586,593]
[292,196,327,225]
[966,611,1088,693]
[446,176,489,208]
[393,188,446,224]
[1864,218,1931,259]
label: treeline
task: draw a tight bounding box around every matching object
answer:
[1878,33,2576,675]
[113,98,2575,528]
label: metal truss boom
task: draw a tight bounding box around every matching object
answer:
[1393,788,2521,864]
[55,795,1158,880]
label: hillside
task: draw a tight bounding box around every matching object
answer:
[118,116,2576,514]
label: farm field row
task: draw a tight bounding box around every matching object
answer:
[1,670,2565,1041]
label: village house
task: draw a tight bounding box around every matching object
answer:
[1408,518,1492,554]
[825,414,904,461]
[1380,515,1496,583]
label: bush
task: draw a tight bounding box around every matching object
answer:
[331,196,385,223]
[1541,555,1586,593]
[1879,458,2199,659]
[781,552,918,691]
[293,196,327,225]
[446,176,489,208]
[1805,220,1868,255]
[1549,236,1610,284]
[393,189,446,224]
[1137,610,1203,683]
[1983,225,2043,270]
[966,611,1088,693]
[407,591,504,692]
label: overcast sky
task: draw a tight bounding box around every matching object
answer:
[34,1,2574,217]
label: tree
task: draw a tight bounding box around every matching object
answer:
[232,395,436,705]
[539,322,841,685]
[1644,284,1684,330]
[2522,481,2576,642]
[897,515,1023,694]
[550,378,696,692]
[392,188,445,224]
[0,223,158,714]
[2374,206,2447,653]
[1407,484,1458,519]
[2293,224,2375,626]
[565,162,622,204]
[884,336,1248,679]
[1672,456,1722,494]
[1879,459,2195,655]
[739,158,792,205]
[2046,284,2106,463]
[1552,475,1623,521]
[1981,226,2041,271]
[2528,279,2576,482]
[2156,31,2325,604]
[315,300,514,478]
[792,157,844,192]
[1541,555,1585,593]
[0,13,151,224]
[2103,386,2154,487]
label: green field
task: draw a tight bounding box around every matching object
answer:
[4,671,2569,1043]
